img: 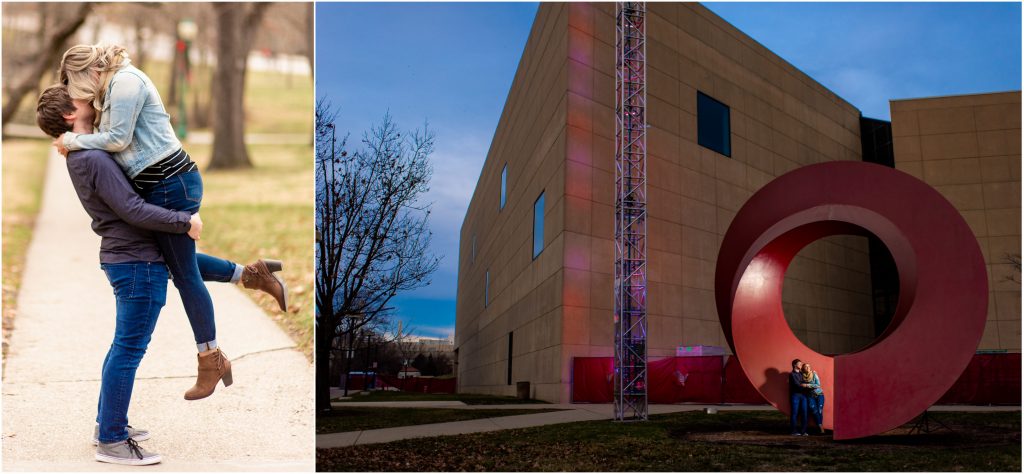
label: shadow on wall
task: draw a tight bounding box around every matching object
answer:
[759,367,785,414]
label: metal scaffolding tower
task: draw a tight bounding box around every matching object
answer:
[614,1,648,422]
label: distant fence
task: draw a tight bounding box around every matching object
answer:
[378,375,457,394]
[572,353,1021,405]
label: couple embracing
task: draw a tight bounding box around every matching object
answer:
[789,358,826,436]
[35,44,288,465]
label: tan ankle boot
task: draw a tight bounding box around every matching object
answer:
[241,259,288,311]
[184,348,233,400]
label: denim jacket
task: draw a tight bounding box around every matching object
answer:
[808,372,824,396]
[62,61,181,179]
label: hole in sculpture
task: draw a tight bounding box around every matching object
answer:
[781,234,899,355]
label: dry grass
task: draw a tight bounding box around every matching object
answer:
[1,138,50,364]
[133,59,313,135]
[318,410,1022,471]
[185,141,314,358]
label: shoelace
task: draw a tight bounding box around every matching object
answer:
[125,438,144,460]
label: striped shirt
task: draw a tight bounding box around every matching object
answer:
[132,149,198,193]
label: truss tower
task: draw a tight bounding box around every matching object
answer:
[613,1,649,422]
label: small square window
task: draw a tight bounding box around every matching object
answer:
[697,91,731,157]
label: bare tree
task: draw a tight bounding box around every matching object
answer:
[1004,253,1021,283]
[2,3,92,129]
[303,2,314,83]
[208,2,270,169]
[315,99,440,412]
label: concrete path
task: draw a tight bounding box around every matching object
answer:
[316,403,776,448]
[2,151,314,471]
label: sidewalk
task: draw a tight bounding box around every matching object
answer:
[316,403,776,448]
[2,151,314,471]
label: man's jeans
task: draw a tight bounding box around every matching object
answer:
[94,257,237,434]
[789,393,809,434]
[96,262,167,444]
[141,169,217,345]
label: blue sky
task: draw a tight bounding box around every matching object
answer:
[316,2,1021,339]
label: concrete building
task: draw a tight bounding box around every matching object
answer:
[455,2,1021,403]
[890,92,1022,350]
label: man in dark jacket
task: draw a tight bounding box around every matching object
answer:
[789,358,809,435]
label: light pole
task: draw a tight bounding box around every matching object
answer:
[342,313,363,397]
[175,19,197,139]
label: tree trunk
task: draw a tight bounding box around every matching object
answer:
[304,2,314,85]
[315,320,332,412]
[209,3,268,169]
[133,15,147,72]
[1,3,91,130]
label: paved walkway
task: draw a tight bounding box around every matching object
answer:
[2,151,314,471]
[316,403,776,448]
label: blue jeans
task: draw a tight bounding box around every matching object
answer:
[790,392,809,434]
[94,256,237,428]
[96,262,167,444]
[140,170,217,345]
[810,394,825,427]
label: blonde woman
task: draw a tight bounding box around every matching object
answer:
[54,45,288,398]
[801,362,826,434]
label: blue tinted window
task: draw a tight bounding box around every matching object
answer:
[533,192,545,258]
[500,164,507,209]
[697,92,731,157]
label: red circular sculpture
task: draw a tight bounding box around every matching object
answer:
[714,161,987,440]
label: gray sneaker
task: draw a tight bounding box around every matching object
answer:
[95,438,161,466]
[93,424,150,445]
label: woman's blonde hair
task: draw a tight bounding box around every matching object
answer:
[801,363,814,382]
[59,44,128,125]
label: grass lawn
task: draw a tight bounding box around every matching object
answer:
[316,410,1021,471]
[142,59,313,135]
[184,141,313,357]
[335,391,550,405]
[318,407,567,434]
[1,138,50,364]
[4,58,312,136]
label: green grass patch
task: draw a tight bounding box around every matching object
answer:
[318,407,567,434]
[4,58,311,136]
[317,410,1021,471]
[336,391,550,405]
[185,141,313,358]
[2,138,50,363]
[130,59,312,135]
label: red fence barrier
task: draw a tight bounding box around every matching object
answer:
[378,375,457,394]
[649,356,724,403]
[938,353,1021,405]
[571,357,614,403]
[572,354,1020,405]
[722,355,765,404]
